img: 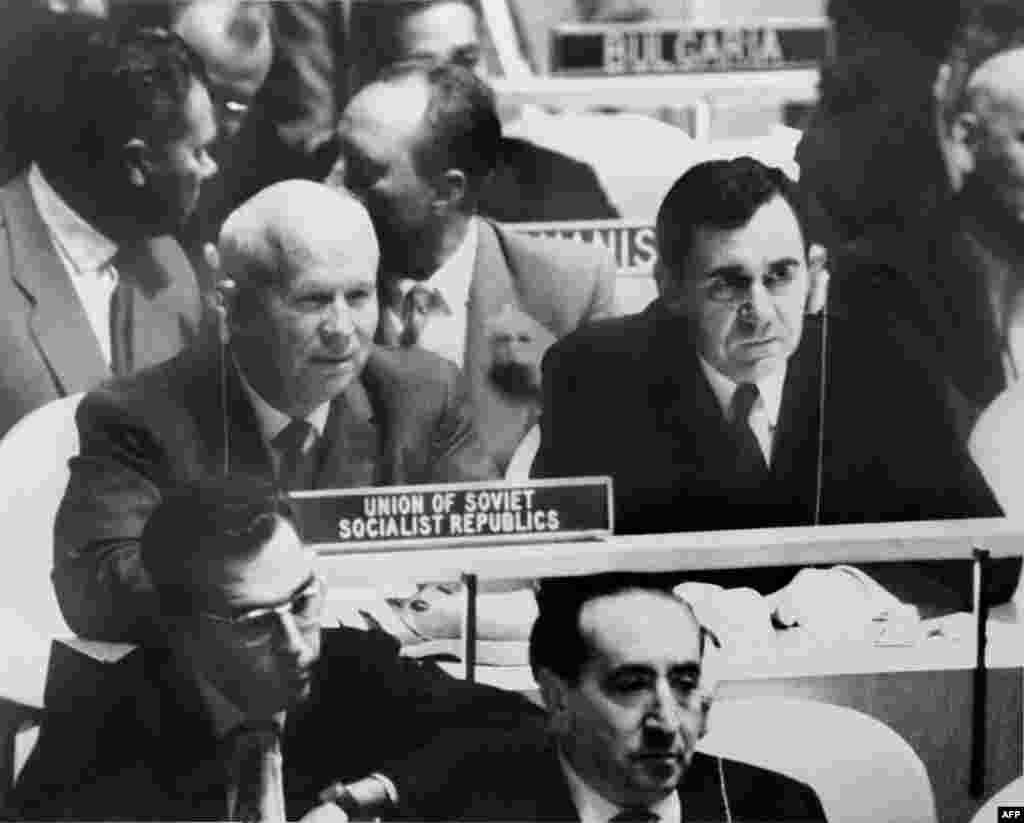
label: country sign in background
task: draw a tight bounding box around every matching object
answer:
[513,220,659,313]
[291,477,613,552]
[551,18,831,76]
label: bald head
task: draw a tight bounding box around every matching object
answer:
[173,0,273,138]
[220,181,381,417]
[220,180,379,294]
[954,46,1024,221]
[964,47,1024,115]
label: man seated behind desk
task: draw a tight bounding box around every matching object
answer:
[16,476,543,821]
[403,574,826,822]
[534,157,1019,613]
[54,180,495,643]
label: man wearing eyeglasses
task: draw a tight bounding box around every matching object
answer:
[15,475,543,821]
[534,157,1012,613]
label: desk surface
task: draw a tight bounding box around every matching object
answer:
[320,517,1023,585]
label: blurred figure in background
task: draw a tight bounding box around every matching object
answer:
[835,0,1024,439]
[346,0,620,222]
[795,0,964,251]
[337,62,618,475]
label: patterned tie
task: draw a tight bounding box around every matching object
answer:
[273,419,318,492]
[730,382,768,475]
[225,725,285,823]
[107,252,131,377]
[610,808,660,822]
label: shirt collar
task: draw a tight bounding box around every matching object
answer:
[558,749,680,823]
[194,674,287,741]
[398,218,478,305]
[28,163,118,273]
[698,356,786,428]
[234,355,331,444]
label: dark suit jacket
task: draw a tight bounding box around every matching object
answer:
[833,194,1015,438]
[380,219,618,472]
[535,300,1017,610]
[11,627,544,822]
[402,727,826,822]
[0,172,202,439]
[53,337,496,642]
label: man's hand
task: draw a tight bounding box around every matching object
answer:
[486,304,556,398]
[298,801,348,823]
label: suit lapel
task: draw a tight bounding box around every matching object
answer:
[136,651,231,820]
[770,314,824,522]
[183,344,276,479]
[118,237,197,376]
[315,375,380,488]
[2,174,110,393]
[466,220,538,469]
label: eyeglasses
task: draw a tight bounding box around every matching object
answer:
[700,266,802,305]
[199,576,326,648]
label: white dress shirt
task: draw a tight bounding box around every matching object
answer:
[28,163,120,366]
[235,358,330,470]
[699,358,786,465]
[389,219,479,368]
[559,751,681,823]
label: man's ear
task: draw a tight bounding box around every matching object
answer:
[432,169,468,214]
[535,667,572,733]
[123,137,152,188]
[949,111,980,179]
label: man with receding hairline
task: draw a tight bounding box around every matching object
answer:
[54,179,495,643]
[402,574,826,822]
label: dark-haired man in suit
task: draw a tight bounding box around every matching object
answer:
[535,157,1018,613]
[0,18,216,438]
[54,180,495,643]
[403,574,825,822]
[18,476,542,821]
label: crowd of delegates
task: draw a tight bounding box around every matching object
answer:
[3,0,1024,818]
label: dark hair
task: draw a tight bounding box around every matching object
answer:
[656,157,805,281]
[141,475,297,616]
[22,16,207,182]
[943,0,1024,122]
[378,61,501,198]
[528,573,701,686]
[347,0,482,91]
[106,0,190,30]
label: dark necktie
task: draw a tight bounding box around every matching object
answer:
[730,382,768,475]
[108,261,132,378]
[273,419,318,492]
[224,725,284,823]
[610,808,660,822]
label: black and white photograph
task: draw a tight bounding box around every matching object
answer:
[0,0,1023,821]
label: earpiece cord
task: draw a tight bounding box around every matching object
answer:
[813,292,829,527]
[716,756,733,823]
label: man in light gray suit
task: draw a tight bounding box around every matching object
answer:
[336,61,618,474]
[0,18,217,438]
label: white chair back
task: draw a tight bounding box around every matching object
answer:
[968,776,1024,823]
[698,697,937,823]
[0,393,84,708]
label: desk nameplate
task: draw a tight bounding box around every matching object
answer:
[551,18,830,76]
[292,477,613,552]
